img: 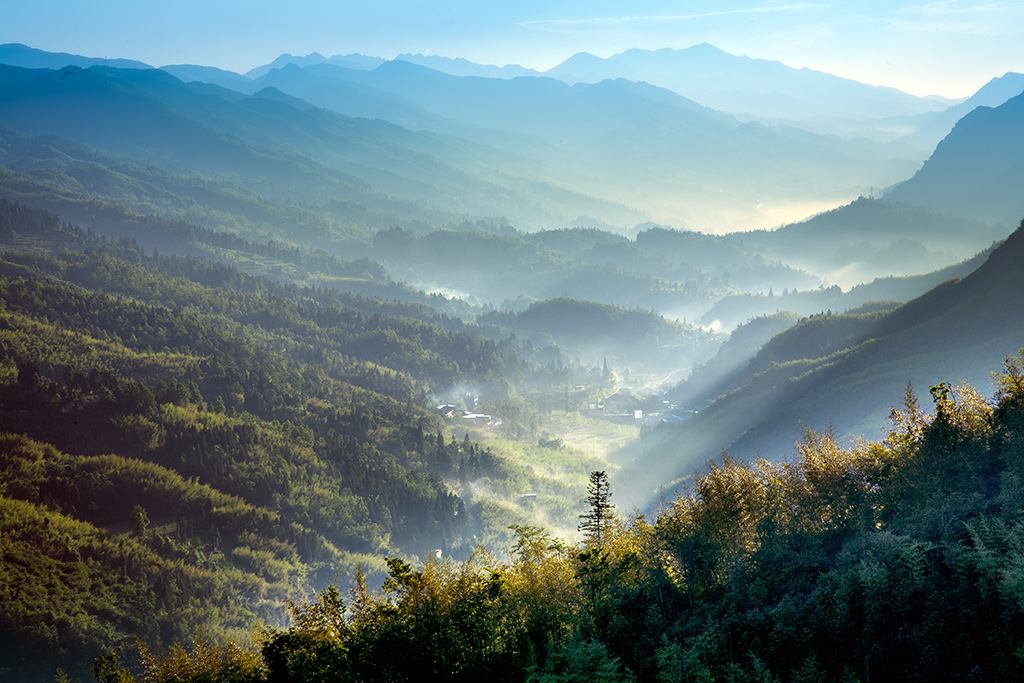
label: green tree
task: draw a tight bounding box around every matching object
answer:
[131,504,150,538]
[579,471,614,545]
[92,651,133,683]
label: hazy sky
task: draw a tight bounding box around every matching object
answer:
[4,0,1023,97]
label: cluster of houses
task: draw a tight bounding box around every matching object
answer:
[434,386,694,431]
[435,403,502,428]
[585,388,695,426]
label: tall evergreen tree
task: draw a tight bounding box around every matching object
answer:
[579,470,614,544]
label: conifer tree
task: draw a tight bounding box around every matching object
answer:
[579,470,615,544]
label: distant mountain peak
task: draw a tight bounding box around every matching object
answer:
[687,42,727,54]
[374,59,436,75]
[562,51,601,62]
[246,51,383,79]
[545,43,947,121]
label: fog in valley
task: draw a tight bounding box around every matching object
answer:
[2,4,1024,679]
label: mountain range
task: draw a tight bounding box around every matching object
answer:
[0,62,646,231]
[544,44,954,121]
[6,41,1019,234]
[1,41,1020,286]
[395,53,538,79]
[0,45,926,230]
[246,58,919,229]
[613,86,1024,505]
[240,45,1024,160]
[2,34,1024,679]
[244,51,385,79]
[233,43,956,122]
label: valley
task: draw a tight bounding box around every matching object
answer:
[0,26,1023,682]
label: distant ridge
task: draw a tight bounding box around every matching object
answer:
[159,64,253,91]
[898,71,1024,152]
[245,52,384,79]
[544,43,952,121]
[888,90,1024,227]
[395,53,538,79]
[0,42,151,70]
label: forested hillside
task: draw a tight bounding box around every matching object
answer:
[369,225,817,323]
[1,29,1021,683]
[0,124,826,327]
[698,243,989,331]
[730,197,1002,285]
[480,298,720,375]
[0,201,574,680]
[621,219,1024,506]
[668,312,801,408]
[87,353,1024,682]
[0,63,636,229]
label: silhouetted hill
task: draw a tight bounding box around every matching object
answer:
[0,42,150,70]
[369,226,814,320]
[253,62,458,133]
[621,219,1024,507]
[895,71,1024,152]
[888,92,1024,227]
[159,63,253,91]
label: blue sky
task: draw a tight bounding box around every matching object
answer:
[4,0,1023,97]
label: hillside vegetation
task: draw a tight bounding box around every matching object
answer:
[1,39,1022,683]
[92,354,1024,682]
[0,201,581,679]
[621,219,1024,506]
[480,298,721,375]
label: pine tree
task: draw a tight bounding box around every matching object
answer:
[350,564,372,625]
[131,504,149,538]
[579,470,615,544]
